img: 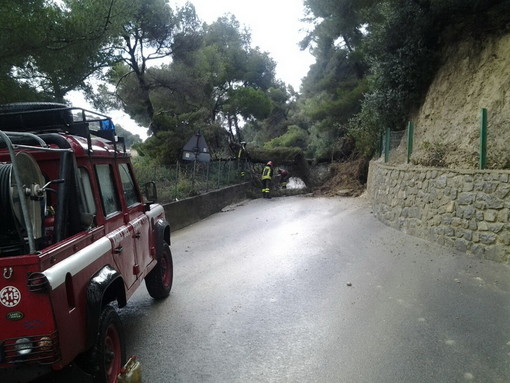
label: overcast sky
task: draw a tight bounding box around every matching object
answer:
[173,0,315,89]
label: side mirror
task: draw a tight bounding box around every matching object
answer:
[144,181,158,205]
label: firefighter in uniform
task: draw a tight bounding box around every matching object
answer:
[238,141,247,177]
[278,168,290,189]
[261,161,273,198]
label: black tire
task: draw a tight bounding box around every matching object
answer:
[0,102,67,113]
[88,305,126,383]
[145,241,173,299]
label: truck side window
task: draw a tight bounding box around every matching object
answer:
[95,164,120,217]
[119,163,139,207]
[78,167,96,215]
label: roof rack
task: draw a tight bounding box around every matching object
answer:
[0,104,126,154]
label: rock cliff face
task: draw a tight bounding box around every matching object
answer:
[398,33,510,169]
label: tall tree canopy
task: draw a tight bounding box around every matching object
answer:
[0,0,119,102]
[111,12,282,164]
[112,0,202,132]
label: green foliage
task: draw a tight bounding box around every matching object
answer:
[249,146,304,164]
[0,0,47,62]
[298,0,373,160]
[226,87,272,120]
[0,75,47,103]
[348,95,383,158]
[0,0,120,102]
[264,125,309,151]
[131,154,173,184]
[241,84,296,147]
[360,1,439,131]
[138,130,186,165]
[306,125,336,160]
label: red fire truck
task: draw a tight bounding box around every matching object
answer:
[0,103,173,383]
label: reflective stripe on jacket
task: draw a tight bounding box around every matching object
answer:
[261,165,273,180]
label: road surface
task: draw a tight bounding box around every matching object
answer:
[115,195,510,382]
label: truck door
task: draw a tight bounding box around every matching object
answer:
[96,164,138,289]
[118,163,152,275]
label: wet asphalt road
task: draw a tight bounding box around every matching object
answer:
[38,195,510,382]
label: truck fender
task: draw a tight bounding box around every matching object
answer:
[85,265,126,348]
[154,218,170,258]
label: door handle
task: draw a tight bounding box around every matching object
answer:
[114,246,123,254]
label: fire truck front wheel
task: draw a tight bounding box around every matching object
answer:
[90,304,126,383]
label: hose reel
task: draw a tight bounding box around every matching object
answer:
[0,152,46,252]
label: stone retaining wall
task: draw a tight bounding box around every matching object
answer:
[367,161,510,263]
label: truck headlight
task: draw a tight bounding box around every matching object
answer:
[14,338,32,355]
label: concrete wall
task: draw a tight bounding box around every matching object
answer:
[163,182,251,231]
[367,161,510,263]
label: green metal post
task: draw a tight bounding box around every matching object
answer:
[480,108,487,170]
[378,132,382,157]
[407,121,414,164]
[384,127,390,163]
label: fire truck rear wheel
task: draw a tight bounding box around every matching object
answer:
[90,305,126,383]
[145,241,173,299]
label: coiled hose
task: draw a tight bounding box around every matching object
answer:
[0,163,14,231]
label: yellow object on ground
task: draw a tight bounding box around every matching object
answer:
[118,356,142,383]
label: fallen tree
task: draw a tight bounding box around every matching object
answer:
[246,147,315,188]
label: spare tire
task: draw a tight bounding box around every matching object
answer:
[0,102,73,132]
[0,102,67,113]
